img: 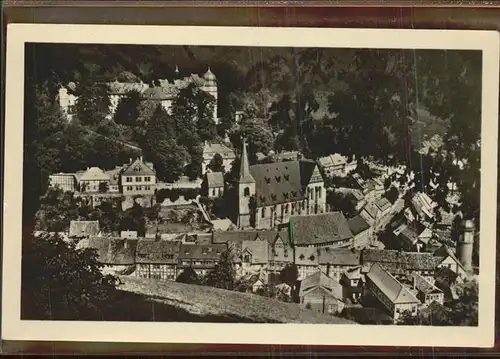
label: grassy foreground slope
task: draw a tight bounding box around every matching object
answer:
[117,276,356,324]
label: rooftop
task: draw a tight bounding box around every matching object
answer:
[121,157,155,177]
[135,240,181,264]
[206,172,224,188]
[69,220,100,238]
[412,272,442,295]
[299,271,343,300]
[88,237,137,265]
[362,249,443,274]
[79,167,110,182]
[291,212,353,246]
[203,142,236,159]
[179,243,227,260]
[317,248,361,266]
[348,215,371,236]
[375,197,391,212]
[366,263,419,304]
[242,240,269,264]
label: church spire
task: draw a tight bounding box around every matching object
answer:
[239,138,255,183]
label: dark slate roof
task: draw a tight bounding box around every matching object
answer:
[362,249,443,274]
[291,212,353,246]
[179,243,227,260]
[69,221,100,238]
[434,266,458,286]
[88,237,137,265]
[206,172,224,188]
[299,271,343,300]
[242,240,269,264]
[433,245,467,272]
[317,248,361,266]
[135,240,181,264]
[121,158,155,176]
[256,230,280,244]
[348,215,371,236]
[249,161,306,206]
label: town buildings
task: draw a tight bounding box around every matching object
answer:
[48,172,78,192]
[203,172,225,198]
[299,271,345,315]
[317,153,357,178]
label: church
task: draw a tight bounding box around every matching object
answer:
[237,139,327,230]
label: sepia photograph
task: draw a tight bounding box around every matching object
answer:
[3,24,499,347]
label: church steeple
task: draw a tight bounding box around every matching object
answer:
[239,138,255,184]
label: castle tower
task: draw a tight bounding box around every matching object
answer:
[202,66,218,123]
[237,138,256,229]
[457,219,475,273]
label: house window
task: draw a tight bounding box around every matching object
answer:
[137,186,142,191]
[145,186,150,190]
[136,176,142,182]
[127,186,132,191]
[212,188,216,196]
[243,254,251,263]
[261,207,266,218]
[126,177,132,182]
[318,187,322,198]
[285,204,289,214]
[244,187,250,197]
[145,176,151,182]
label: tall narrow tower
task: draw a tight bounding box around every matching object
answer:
[457,219,475,273]
[202,67,218,123]
[237,138,256,229]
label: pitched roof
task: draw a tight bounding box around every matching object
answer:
[348,215,371,236]
[242,240,269,264]
[398,222,427,245]
[349,189,365,201]
[255,230,280,244]
[210,219,235,231]
[88,237,137,265]
[107,81,149,95]
[412,272,442,295]
[375,197,391,212]
[203,142,236,159]
[121,158,155,176]
[105,167,122,185]
[206,171,224,188]
[362,249,443,274]
[249,161,301,206]
[69,220,100,238]
[299,271,343,300]
[412,192,437,219]
[433,245,467,273]
[135,240,181,264]
[143,85,179,100]
[317,248,361,266]
[291,212,353,246]
[79,167,110,182]
[362,202,379,220]
[366,263,419,304]
[179,243,226,260]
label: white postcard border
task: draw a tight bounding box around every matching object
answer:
[3,24,499,347]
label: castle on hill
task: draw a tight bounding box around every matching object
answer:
[57,66,218,123]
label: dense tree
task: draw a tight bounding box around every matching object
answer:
[75,80,111,126]
[279,264,299,297]
[205,250,236,290]
[230,117,274,162]
[176,267,200,284]
[326,191,357,218]
[208,153,225,173]
[386,186,400,204]
[113,90,142,126]
[22,232,118,320]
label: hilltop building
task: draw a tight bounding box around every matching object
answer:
[57,66,219,123]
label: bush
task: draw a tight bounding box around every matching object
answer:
[156,188,200,203]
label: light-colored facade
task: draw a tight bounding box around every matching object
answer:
[120,157,156,196]
[48,173,77,192]
[202,142,236,175]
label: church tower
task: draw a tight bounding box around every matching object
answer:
[457,219,475,274]
[202,66,218,123]
[174,65,181,80]
[237,138,256,228]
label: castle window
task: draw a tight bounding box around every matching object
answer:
[244,187,250,197]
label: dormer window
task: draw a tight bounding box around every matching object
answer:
[271,194,277,201]
[265,177,271,184]
[275,176,281,183]
[299,254,305,260]
[284,174,290,181]
[283,192,289,199]
[309,255,315,261]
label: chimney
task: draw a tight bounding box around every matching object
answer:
[124,239,128,249]
[129,158,132,164]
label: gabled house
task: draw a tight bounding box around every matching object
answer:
[412,272,444,306]
[241,240,269,274]
[295,247,320,280]
[135,240,181,281]
[317,248,361,282]
[340,265,365,303]
[374,197,392,218]
[202,142,236,175]
[364,263,420,323]
[78,167,110,193]
[359,202,380,227]
[411,192,438,224]
[347,189,366,211]
[299,271,345,315]
[204,171,225,198]
[433,245,469,282]
[267,230,293,272]
[348,215,372,248]
[290,212,354,249]
[396,222,433,253]
[88,237,137,275]
[178,243,227,277]
[120,156,156,197]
